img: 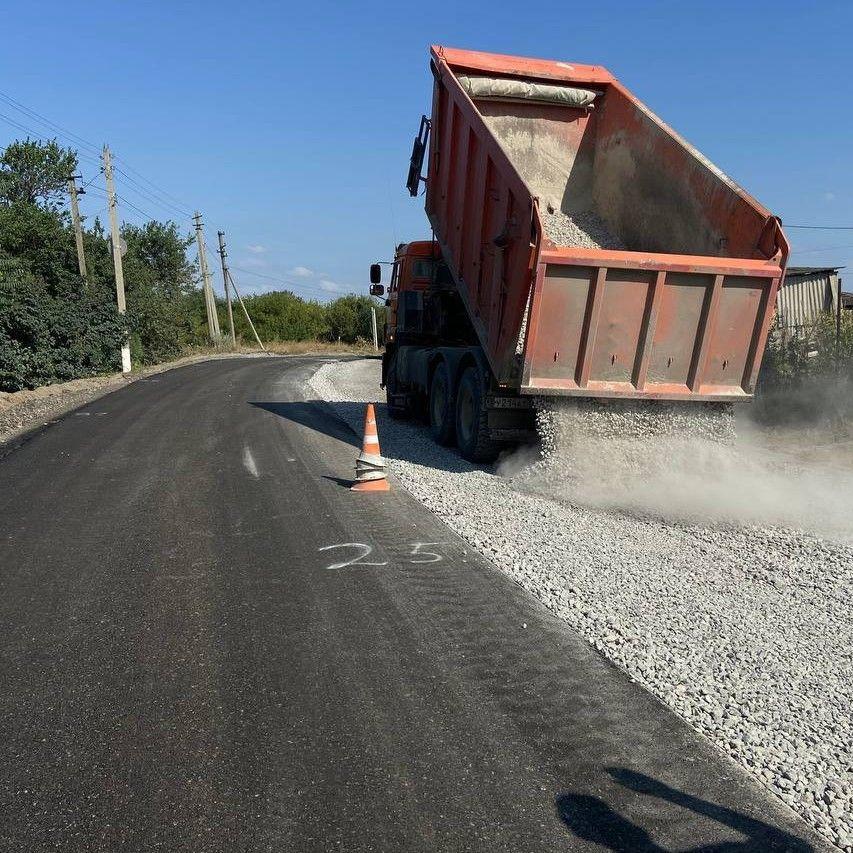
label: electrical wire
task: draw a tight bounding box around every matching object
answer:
[0,110,48,140]
[114,166,192,218]
[0,88,193,221]
[790,243,853,256]
[228,264,350,299]
[80,169,104,190]
[113,156,192,212]
[786,224,853,231]
[0,89,101,155]
[116,194,163,223]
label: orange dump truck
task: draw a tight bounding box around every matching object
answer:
[370,46,788,461]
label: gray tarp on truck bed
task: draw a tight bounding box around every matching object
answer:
[457,75,599,108]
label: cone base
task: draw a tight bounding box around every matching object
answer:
[350,478,391,492]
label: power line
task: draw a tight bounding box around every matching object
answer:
[80,169,104,190]
[81,186,160,227]
[791,243,853,256]
[114,165,192,218]
[114,156,192,212]
[116,194,161,223]
[787,224,853,231]
[228,264,350,298]
[0,88,192,219]
[0,110,46,140]
[0,89,101,155]
[0,109,101,170]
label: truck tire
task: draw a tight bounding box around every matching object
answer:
[385,359,408,419]
[429,361,456,446]
[455,364,500,463]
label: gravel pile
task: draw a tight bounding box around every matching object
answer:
[541,207,626,250]
[310,359,853,852]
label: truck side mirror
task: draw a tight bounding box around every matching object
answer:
[369,284,385,297]
[370,263,382,284]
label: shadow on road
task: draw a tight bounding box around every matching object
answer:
[249,401,360,448]
[556,768,814,852]
[251,397,486,474]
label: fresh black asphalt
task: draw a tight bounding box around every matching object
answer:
[0,357,828,851]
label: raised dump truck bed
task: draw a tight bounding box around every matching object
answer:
[424,46,789,401]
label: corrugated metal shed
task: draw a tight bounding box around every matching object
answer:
[776,266,843,335]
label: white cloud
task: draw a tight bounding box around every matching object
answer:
[247,244,266,254]
[289,266,314,278]
[823,192,836,202]
[319,279,342,293]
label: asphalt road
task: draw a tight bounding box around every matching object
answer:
[0,357,828,852]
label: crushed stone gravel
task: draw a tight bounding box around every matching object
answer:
[541,208,626,250]
[310,358,853,852]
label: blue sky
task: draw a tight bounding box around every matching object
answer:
[1,1,851,299]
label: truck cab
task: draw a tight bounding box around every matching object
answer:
[372,240,441,349]
[369,241,532,462]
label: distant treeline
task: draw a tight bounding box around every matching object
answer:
[222,290,383,348]
[0,138,380,392]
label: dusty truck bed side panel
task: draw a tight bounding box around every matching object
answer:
[426,50,539,387]
[425,45,789,401]
[524,250,781,399]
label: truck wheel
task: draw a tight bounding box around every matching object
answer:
[429,361,456,446]
[385,360,408,419]
[455,364,500,463]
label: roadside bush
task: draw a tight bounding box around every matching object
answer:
[754,313,853,425]
[324,294,379,343]
[233,290,328,342]
[0,276,124,391]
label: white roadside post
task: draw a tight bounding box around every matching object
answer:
[371,307,379,351]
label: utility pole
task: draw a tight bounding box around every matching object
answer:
[67,175,88,287]
[371,306,379,351]
[193,212,220,341]
[226,269,266,351]
[217,231,237,349]
[102,145,131,374]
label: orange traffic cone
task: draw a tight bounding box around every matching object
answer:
[351,403,390,492]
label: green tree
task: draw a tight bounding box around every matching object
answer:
[0,201,79,289]
[0,138,77,209]
[235,290,327,342]
[325,294,377,343]
[121,220,197,364]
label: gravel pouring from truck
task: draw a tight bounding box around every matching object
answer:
[373,46,789,461]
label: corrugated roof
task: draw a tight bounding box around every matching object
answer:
[786,266,844,275]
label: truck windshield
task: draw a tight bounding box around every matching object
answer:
[411,258,434,280]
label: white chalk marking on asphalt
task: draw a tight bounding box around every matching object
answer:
[408,543,444,564]
[242,445,260,479]
[318,543,388,570]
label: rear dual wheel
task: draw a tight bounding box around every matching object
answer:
[429,360,500,463]
[455,365,500,463]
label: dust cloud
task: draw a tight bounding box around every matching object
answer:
[503,398,853,539]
